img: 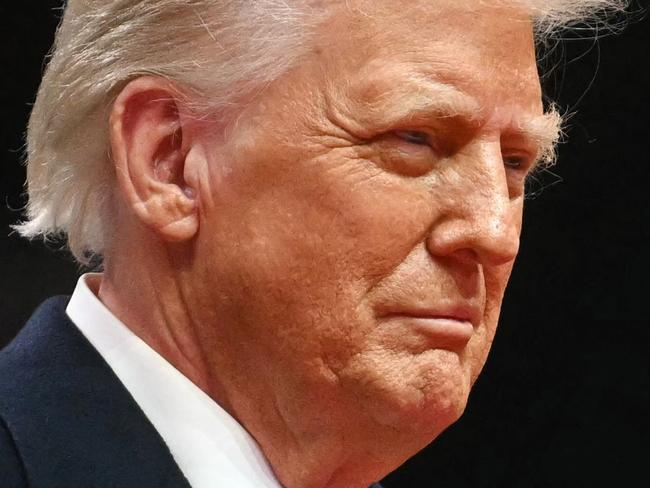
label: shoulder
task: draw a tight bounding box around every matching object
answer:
[0,296,192,488]
[0,296,71,399]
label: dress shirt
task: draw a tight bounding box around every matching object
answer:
[66,273,283,488]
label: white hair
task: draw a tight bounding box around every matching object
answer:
[15,0,627,264]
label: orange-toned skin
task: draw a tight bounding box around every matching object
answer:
[100,1,555,487]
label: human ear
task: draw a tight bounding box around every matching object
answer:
[109,76,200,242]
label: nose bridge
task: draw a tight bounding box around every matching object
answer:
[431,142,521,266]
[466,145,520,263]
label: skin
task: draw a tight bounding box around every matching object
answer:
[100,1,560,487]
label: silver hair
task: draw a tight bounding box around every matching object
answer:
[15,0,627,264]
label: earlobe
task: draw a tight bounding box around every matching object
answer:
[109,76,200,242]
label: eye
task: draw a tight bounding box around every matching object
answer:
[371,129,439,177]
[395,130,431,146]
[503,153,532,172]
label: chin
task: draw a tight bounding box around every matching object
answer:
[360,385,469,473]
[365,348,472,439]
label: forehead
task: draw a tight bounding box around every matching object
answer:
[317,0,542,116]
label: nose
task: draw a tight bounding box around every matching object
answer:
[426,146,522,267]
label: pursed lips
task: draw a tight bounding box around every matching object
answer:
[377,305,480,350]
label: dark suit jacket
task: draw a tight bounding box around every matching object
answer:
[0,297,385,488]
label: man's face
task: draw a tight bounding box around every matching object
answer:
[188,0,553,470]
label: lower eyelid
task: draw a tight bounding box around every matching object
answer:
[504,159,524,169]
[393,140,434,155]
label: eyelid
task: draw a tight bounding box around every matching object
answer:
[503,154,527,168]
[394,130,431,145]
[369,129,441,177]
[502,149,536,170]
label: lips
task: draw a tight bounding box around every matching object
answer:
[377,305,480,349]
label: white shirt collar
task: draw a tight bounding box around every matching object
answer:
[66,273,283,488]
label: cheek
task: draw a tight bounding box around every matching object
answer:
[199,152,440,387]
[217,144,435,296]
[299,154,436,286]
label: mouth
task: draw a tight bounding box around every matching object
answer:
[378,307,478,349]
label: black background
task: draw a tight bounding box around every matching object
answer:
[1,2,648,486]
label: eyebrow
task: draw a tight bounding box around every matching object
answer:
[358,76,563,164]
[508,109,563,167]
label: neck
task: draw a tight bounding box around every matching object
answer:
[98,239,225,406]
[98,238,390,488]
